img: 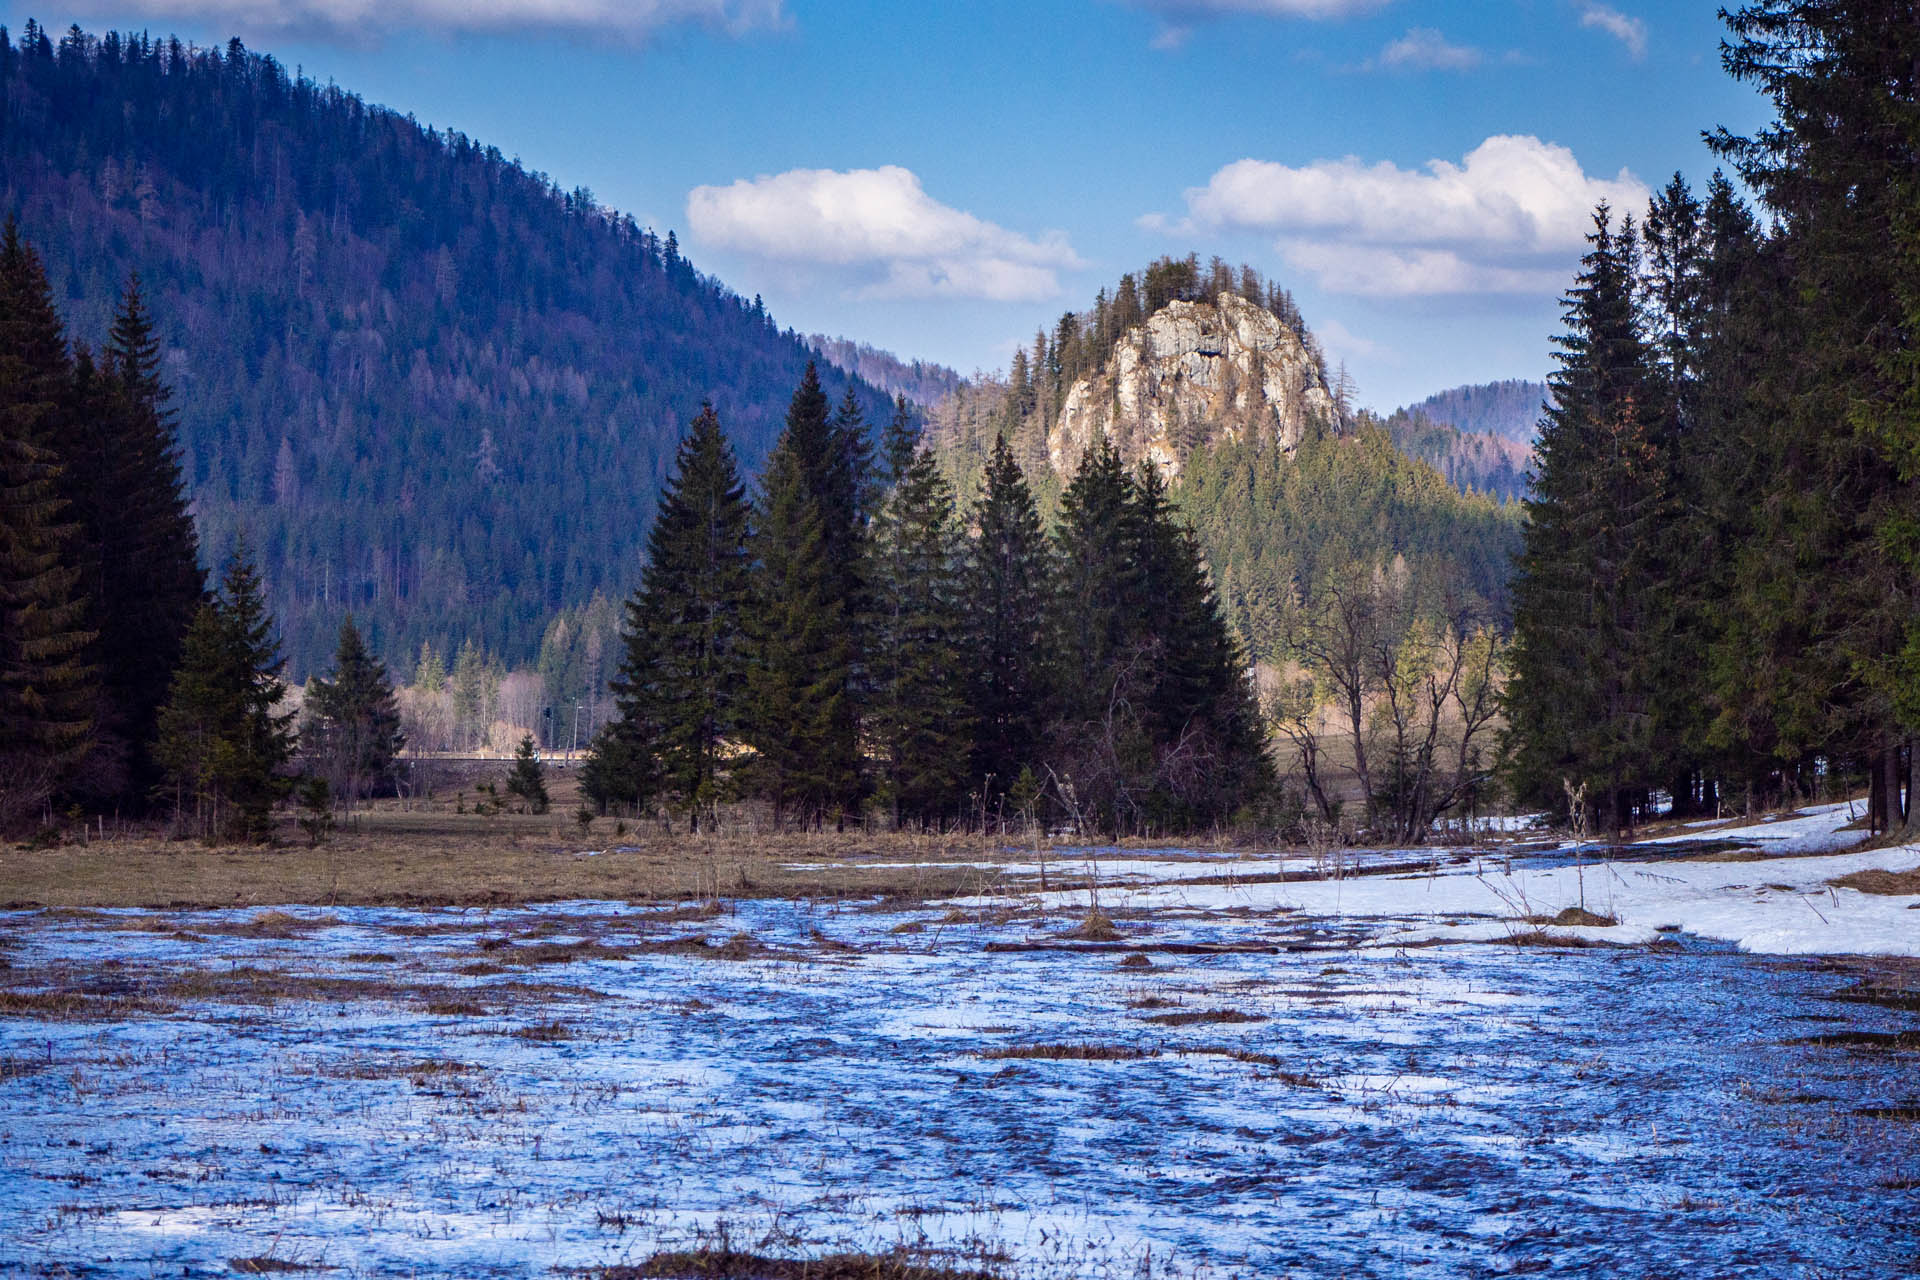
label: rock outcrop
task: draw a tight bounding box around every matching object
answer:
[1047,292,1337,481]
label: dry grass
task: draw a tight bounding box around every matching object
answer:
[599,1247,1001,1280]
[1522,907,1618,927]
[0,954,606,1022]
[1059,907,1122,941]
[1138,1008,1265,1027]
[1177,1044,1322,1088]
[0,784,1029,909]
[978,1042,1153,1061]
[509,1020,573,1041]
[1830,867,1920,896]
[227,1258,332,1274]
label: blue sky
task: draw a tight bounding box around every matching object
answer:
[16,0,1773,409]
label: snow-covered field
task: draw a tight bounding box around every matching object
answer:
[2,807,1917,1277]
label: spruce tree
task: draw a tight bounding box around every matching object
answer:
[1047,440,1155,832]
[1711,0,1920,831]
[604,403,751,830]
[304,615,404,807]
[505,732,549,814]
[738,366,867,825]
[961,434,1054,805]
[1504,208,1666,833]
[95,273,206,798]
[1130,462,1272,828]
[741,435,849,828]
[868,443,972,828]
[0,218,94,830]
[880,395,918,489]
[156,546,295,842]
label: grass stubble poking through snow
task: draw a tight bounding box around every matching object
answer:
[0,802,1917,1276]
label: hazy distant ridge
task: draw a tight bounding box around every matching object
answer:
[1402,379,1548,445]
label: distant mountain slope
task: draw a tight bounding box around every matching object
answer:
[808,334,965,407]
[1401,379,1547,444]
[1376,409,1532,502]
[0,21,890,676]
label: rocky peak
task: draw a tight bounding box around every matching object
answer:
[1047,292,1337,481]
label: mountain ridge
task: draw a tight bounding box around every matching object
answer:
[0,21,892,677]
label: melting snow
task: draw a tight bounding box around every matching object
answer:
[2,807,1917,1276]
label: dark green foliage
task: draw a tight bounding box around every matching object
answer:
[602,404,752,829]
[580,716,659,817]
[535,592,619,751]
[867,444,973,827]
[734,366,868,826]
[303,614,404,804]
[1046,441,1271,834]
[1702,0,1920,828]
[296,775,333,846]
[960,434,1054,802]
[0,224,95,830]
[740,422,854,828]
[0,23,891,676]
[504,733,549,814]
[0,223,202,813]
[156,546,296,842]
[1177,425,1522,668]
[1500,2,1920,830]
[1504,209,1666,830]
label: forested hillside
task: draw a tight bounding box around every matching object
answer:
[0,20,889,677]
[1377,408,1532,502]
[1403,379,1547,444]
[924,260,1521,666]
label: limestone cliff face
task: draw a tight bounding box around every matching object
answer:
[1047,292,1337,481]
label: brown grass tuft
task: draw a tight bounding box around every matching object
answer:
[510,1020,573,1041]
[1831,868,1920,896]
[601,1246,1001,1280]
[227,1258,331,1274]
[1061,907,1122,941]
[978,1042,1153,1061]
[1117,952,1152,969]
[1545,906,1617,927]
[1139,1008,1265,1027]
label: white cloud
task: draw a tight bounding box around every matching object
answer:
[1577,2,1647,59]
[1121,0,1386,50]
[1377,26,1482,71]
[1311,315,1383,361]
[94,0,785,42]
[686,166,1081,303]
[1168,134,1649,297]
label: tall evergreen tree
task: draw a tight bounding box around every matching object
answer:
[0,239,94,829]
[602,403,752,830]
[156,545,295,841]
[735,364,866,820]
[1130,462,1272,828]
[868,443,972,828]
[880,395,919,489]
[741,434,850,828]
[962,434,1054,801]
[1711,0,1920,832]
[60,273,205,804]
[304,614,404,808]
[1505,209,1666,833]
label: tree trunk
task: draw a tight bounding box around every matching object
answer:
[1893,737,1920,841]
[1869,750,1890,834]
